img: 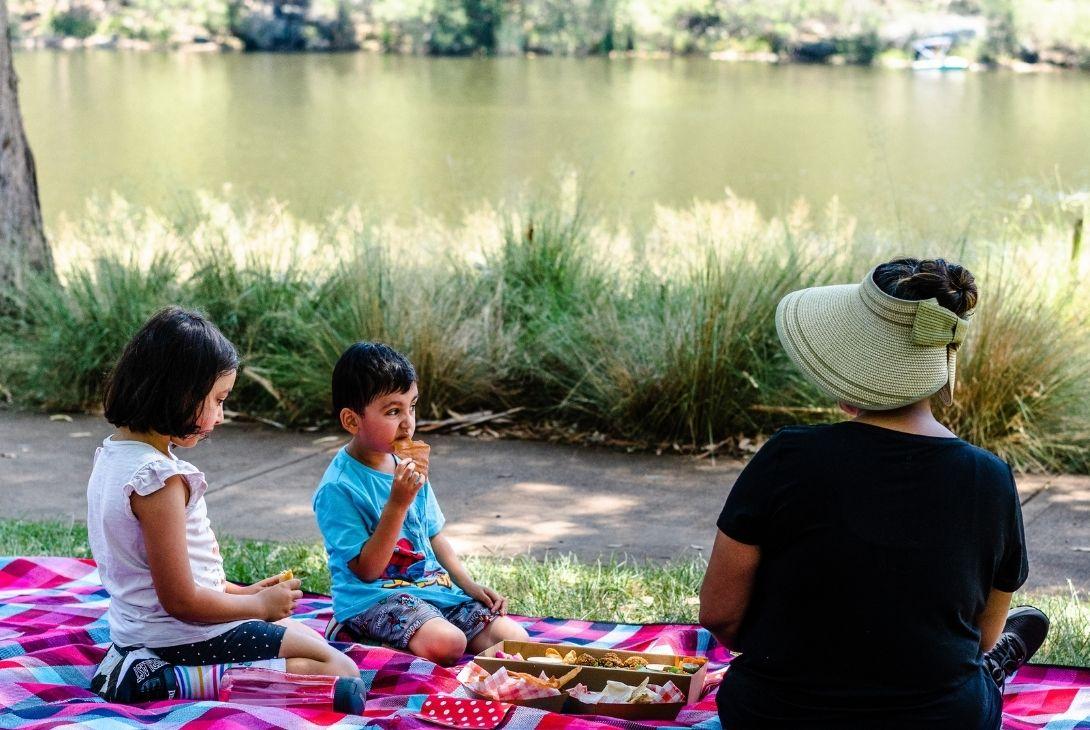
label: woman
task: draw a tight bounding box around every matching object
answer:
[700,258,1048,729]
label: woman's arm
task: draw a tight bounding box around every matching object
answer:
[978,588,1014,651]
[699,530,760,650]
[132,476,301,623]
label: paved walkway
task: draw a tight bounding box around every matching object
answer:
[2,411,1087,592]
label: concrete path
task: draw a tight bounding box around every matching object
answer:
[1,411,1086,592]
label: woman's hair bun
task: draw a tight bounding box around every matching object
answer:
[873,258,978,317]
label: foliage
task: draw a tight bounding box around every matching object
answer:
[3,190,1089,472]
[14,0,1090,66]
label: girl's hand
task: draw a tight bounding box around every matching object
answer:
[241,573,287,595]
[390,458,425,509]
[256,578,302,621]
[465,582,508,616]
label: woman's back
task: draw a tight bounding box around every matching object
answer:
[716,421,1027,727]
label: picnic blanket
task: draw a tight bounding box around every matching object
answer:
[0,557,1086,729]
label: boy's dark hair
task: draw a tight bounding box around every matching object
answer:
[104,307,239,437]
[331,342,417,419]
[873,258,978,317]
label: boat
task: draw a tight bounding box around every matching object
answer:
[911,36,970,71]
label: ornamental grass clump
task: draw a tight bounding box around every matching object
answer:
[3,191,1088,472]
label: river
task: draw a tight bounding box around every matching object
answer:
[16,52,1090,237]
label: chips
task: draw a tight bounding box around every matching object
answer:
[279,569,294,582]
[508,666,582,690]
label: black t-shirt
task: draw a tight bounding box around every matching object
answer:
[715,421,1028,729]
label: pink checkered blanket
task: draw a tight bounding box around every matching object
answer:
[0,557,1083,728]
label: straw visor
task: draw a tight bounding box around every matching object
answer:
[775,267,972,410]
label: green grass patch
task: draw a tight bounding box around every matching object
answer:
[1,519,1088,665]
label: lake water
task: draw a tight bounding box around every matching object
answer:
[16,52,1090,237]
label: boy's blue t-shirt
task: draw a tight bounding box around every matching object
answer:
[313,447,468,622]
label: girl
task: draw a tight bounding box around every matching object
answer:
[87,307,360,705]
[699,259,1049,729]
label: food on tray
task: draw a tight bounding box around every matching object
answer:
[674,656,708,673]
[533,648,565,664]
[509,666,582,690]
[567,678,685,706]
[458,663,580,702]
[391,437,431,479]
[623,656,648,669]
[597,652,626,668]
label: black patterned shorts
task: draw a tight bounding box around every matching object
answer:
[339,593,496,649]
[151,620,286,665]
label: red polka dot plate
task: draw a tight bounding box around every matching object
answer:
[416,695,513,729]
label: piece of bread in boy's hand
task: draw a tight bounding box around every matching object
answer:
[391,437,430,480]
[278,569,294,583]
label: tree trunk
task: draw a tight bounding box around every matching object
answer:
[0,0,52,294]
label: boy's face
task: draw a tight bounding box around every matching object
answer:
[343,382,419,454]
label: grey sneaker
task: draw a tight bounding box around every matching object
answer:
[983,605,1050,689]
[332,676,367,714]
[91,645,178,703]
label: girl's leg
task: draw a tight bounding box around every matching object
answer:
[407,617,467,666]
[276,618,359,678]
[467,616,529,655]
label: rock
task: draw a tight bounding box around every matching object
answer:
[178,41,220,53]
[1039,47,1079,68]
[793,38,837,63]
[84,34,117,49]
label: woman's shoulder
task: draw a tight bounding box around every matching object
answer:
[758,423,840,451]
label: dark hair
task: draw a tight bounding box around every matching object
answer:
[872,258,978,317]
[103,307,239,437]
[331,342,417,419]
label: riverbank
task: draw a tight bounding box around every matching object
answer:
[2,192,1088,473]
[9,0,1090,71]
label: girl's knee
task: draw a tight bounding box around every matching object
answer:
[329,650,360,678]
[409,619,467,665]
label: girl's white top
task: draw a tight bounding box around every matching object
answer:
[86,437,243,648]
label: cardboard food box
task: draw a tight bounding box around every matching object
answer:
[462,660,579,712]
[473,641,707,720]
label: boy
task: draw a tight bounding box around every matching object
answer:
[313,342,529,665]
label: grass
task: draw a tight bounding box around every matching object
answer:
[1,518,1087,665]
[3,191,1089,473]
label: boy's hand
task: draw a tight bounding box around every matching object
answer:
[390,458,426,509]
[464,582,508,616]
[256,578,302,620]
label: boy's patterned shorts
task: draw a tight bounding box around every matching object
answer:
[337,593,496,649]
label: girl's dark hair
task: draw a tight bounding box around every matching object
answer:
[332,342,417,419]
[873,258,978,317]
[104,307,239,437]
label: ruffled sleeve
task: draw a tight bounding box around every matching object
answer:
[124,459,209,510]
